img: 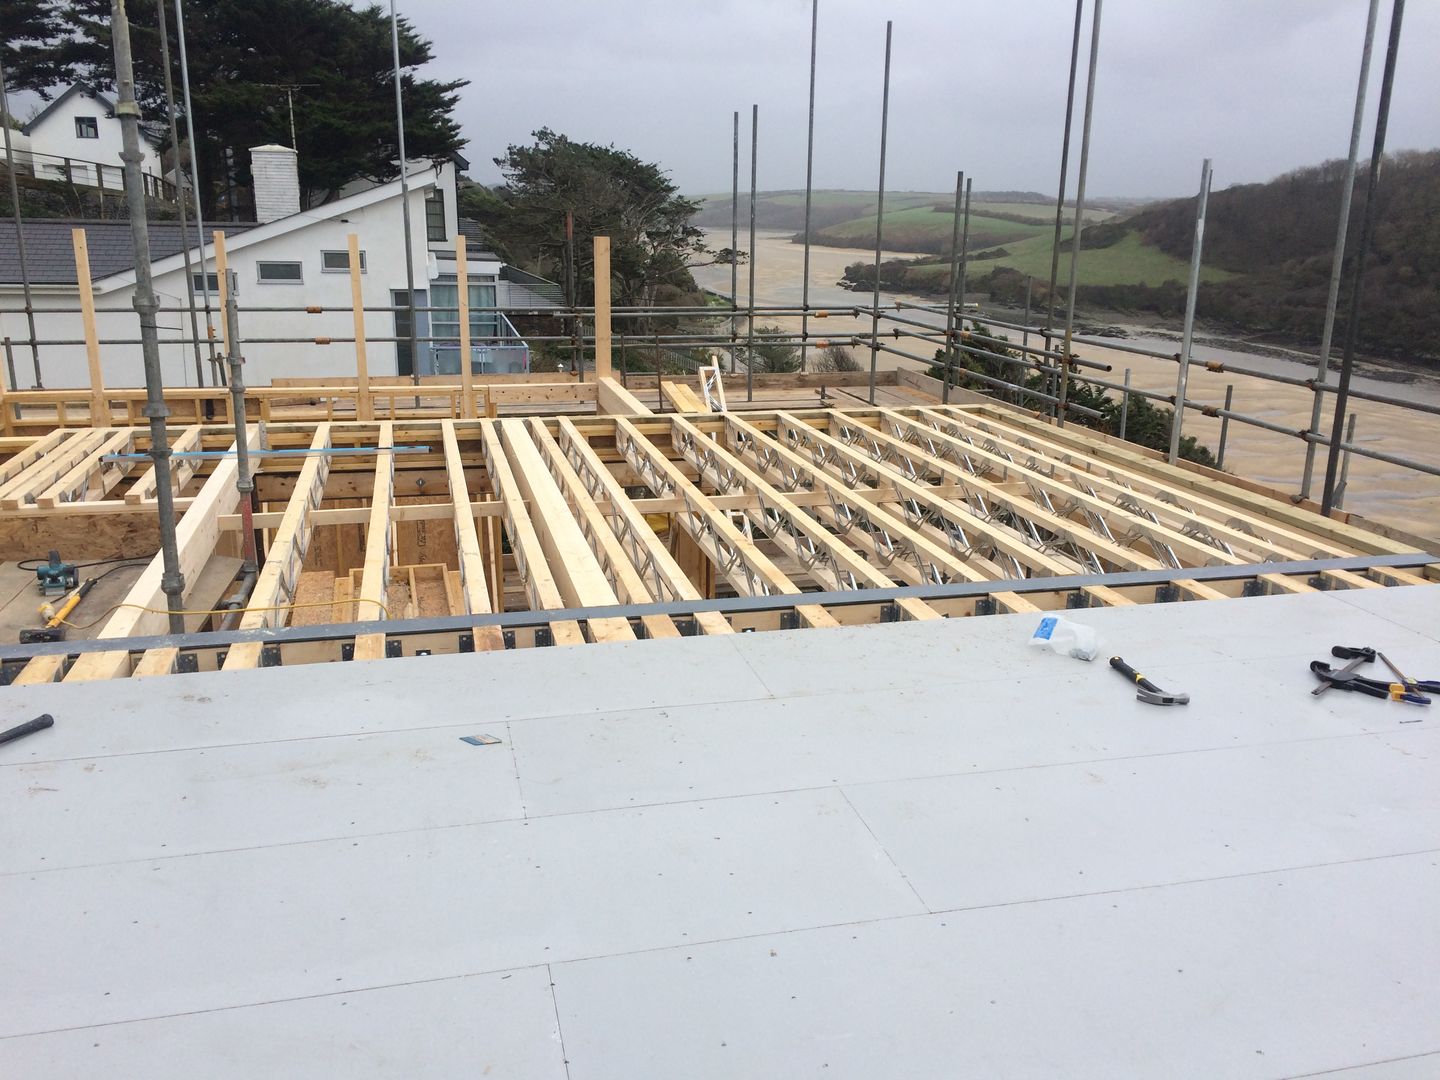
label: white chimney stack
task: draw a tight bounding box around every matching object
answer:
[250,144,300,223]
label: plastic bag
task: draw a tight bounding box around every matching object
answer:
[1028,615,1100,661]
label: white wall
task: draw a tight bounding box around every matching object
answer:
[25,91,162,190]
[0,182,503,389]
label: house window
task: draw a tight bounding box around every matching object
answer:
[425,189,446,242]
[321,249,365,273]
[256,260,304,284]
[392,288,429,376]
[191,272,221,293]
[74,116,99,139]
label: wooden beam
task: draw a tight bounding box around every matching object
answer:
[668,414,940,623]
[593,236,612,379]
[528,418,679,639]
[0,429,111,509]
[661,381,707,414]
[71,228,106,424]
[353,422,395,661]
[213,231,232,360]
[125,425,203,503]
[612,416,838,629]
[597,376,652,417]
[496,418,635,643]
[59,425,262,682]
[348,234,373,421]
[456,235,475,419]
[478,421,585,645]
[554,416,731,636]
[442,421,504,650]
[35,428,135,507]
[222,424,333,670]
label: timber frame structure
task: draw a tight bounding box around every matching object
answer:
[2,386,1436,685]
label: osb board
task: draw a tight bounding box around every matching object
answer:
[395,496,458,568]
[0,512,161,562]
[289,571,341,627]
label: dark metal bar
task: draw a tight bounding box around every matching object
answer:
[867,20,893,406]
[1321,0,1405,516]
[113,0,186,634]
[941,170,964,405]
[800,0,819,374]
[156,0,206,389]
[1300,0,1381,499]
[5,554,1431,665]
[747,104,758,402]
[731,110,740,374]
[0,50,42,387]
[1056,0,1103,427]
[173,0,221,386]
[1044,0,1086,377]
[1168,157,1213,464]
[1216,383,1234,469]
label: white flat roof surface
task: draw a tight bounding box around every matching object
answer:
[2,586,1438,1078]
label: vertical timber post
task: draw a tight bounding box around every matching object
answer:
[456,233,474,418]
[349,233,373,421]
[71,229,107,424]
[593,236,613,380]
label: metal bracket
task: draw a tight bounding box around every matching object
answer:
[974,597,998,616]
[341,643,355,662]
[1154,584,1181,603]
[675,617,699,637]
[458,633,475,654]
[1308,575,1332,591]
[260,644,282,667]
[534,627,554,648]
[384,639,402,658]
[879,602,901,623]
[502,630,517,650]
[215,648,228,666]
[415,649,432,657]
[1066,591,1091,609]
[779,610,801,630]
[1242,578,1268,598]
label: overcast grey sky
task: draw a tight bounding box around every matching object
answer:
[408,0,1438,199]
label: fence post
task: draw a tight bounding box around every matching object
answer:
[1216,383,1234,470]
[456,233,474,417]
[348,233,373,421]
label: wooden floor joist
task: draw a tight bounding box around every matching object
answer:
[0,402,1431,684]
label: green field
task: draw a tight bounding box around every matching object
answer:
[911,230,1236,287]
[814,205,1051,251]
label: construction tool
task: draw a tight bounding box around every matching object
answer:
[33,550,78,596]
[0,714,54,747]
[1312,645,1375,698]
[1309,661,1431,706]
[1109,656,1190,706]
[19,578,95,644]
[1377,651,1440,698]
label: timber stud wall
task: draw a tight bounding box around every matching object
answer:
[1,402,1435,685]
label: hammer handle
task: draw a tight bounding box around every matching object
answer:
[1110,656,1162,694]
[0,714,54,747]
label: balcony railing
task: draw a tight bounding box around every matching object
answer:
[2,148,179,202]
[430,311,531,375]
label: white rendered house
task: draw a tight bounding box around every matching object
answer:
[0,145,558,388]
[17,82,167,197]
